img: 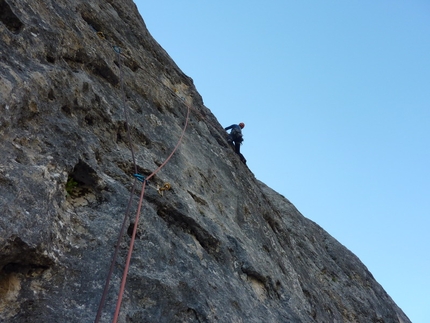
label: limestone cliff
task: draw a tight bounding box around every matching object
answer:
[0,1,410,322]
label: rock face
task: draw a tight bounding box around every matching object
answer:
[0,1,410,322]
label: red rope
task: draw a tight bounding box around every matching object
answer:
[93,43,193,322]
[95,46,191,322]
[111,101,191,323]
[94,180,137,323]
[112,179,147,322]
[95,48,138,323]
[147,103,190,181]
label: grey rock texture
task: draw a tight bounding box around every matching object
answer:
[0,0,410,322]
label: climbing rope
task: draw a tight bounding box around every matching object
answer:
[112,95,190,323]
[95,46,139,323]
[94,42,191,323]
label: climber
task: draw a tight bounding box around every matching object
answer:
[225,122,247,164]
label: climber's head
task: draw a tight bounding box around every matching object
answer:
[239,122,245,129]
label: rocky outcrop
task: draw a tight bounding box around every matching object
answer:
[0,0,410,322]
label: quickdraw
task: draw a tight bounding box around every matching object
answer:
[96,44,190,321]
[133,174,147,183]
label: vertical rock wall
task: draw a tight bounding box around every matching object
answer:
[0,0,410,322]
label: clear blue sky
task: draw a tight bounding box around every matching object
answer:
[135,1,429,322]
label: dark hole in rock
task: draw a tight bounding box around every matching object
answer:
[46,54,56,63]
[80,11,102,34]
[0,0,24,33]
[88,60,119,87]
[2,262,50,277]
[48,89,55,100]
[0,237,53,321]
[0,236,53,277]
[127,222,141,239]
[70,160,98,188]
[85,115,94,126]
[61,105,72,115]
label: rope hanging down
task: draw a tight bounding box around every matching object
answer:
[112,98,190,323]
[95,46,139,323]
[95,46,191,323]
